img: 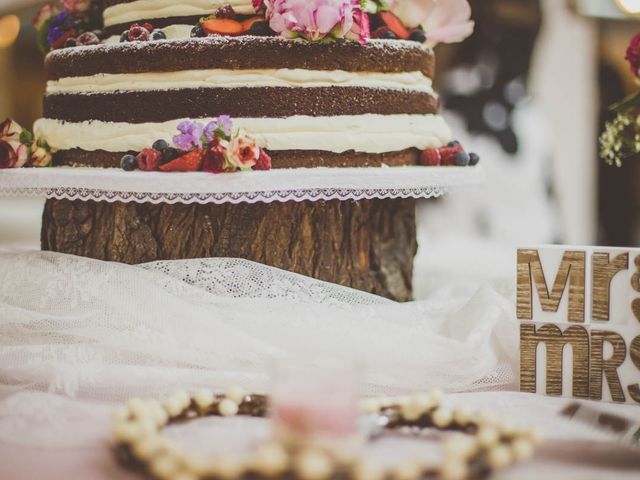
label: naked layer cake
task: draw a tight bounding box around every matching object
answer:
[27,0,477,173]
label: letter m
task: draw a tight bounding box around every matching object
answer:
[520,323,590,398]
[517,249,586,323]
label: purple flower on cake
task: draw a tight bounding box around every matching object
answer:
[392,0,474,46]
[264,0,369,43]
[0,119,30,169]
[217,115,233,137]
[62,0,90,15]
[204,115,233,143]
[47,12,76,48]
[173,121,205,150]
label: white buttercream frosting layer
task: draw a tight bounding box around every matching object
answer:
[105,24,194,43]
[47,69,434,94]
[103,0,255,27]
[34,115,452,154]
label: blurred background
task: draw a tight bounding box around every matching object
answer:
[0,0,639,289]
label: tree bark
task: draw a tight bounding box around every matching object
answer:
[41,198,417,301]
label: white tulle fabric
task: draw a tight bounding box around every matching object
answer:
[0,251,517,448]
[0,166,483,204]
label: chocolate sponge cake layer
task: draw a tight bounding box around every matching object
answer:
[44,87,439,123]
[38,37,451,168]
[46,38,435,80]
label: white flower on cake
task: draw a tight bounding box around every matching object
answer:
[392,0,475,46]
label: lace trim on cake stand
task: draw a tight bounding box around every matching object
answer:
[0,166,484,204]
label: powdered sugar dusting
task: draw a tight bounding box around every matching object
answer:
[47,36,432,61]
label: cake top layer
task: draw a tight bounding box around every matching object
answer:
[45,36,435,81]
[33,0,475,55]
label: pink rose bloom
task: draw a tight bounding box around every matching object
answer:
[392,0,474,46]
[62,0,91,15]
[228,134,260,170]
[33,3,60,30]
[0,119,30,169]
[202,141,229,174]
[346,3,370,45]
[265,0,368,43]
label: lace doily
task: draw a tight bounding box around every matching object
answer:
[0,166,483,204]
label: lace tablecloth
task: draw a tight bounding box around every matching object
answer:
[0,251,638,479]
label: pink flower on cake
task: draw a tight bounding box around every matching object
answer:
[33,3,60,30]
[346,5,371,44]
[228,133,260,170]
[264,0,368,43]
[0,118,30,169]
[61,0,91,15]
[202,141,229,174]
[254,149,273,171]
[392,0,474,46]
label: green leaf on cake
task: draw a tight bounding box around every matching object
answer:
[19,129,34,146]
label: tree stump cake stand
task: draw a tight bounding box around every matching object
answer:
[41,198,417,301]
[0,166,482,302]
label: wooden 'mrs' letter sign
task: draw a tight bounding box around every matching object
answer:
[518,246,640,405]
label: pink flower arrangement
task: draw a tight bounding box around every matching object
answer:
[123,116,272,174]
[33,0,100,53]
[61,0,90,15]
[264,0,369,44]
[0,118,52,169]
[392,0,474,46]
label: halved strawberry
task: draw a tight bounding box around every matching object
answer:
[202,18,244,36]
[241,16,263,32]
[379,11,410,40]
[438,145,463,166]
[420,148,441,166]
[159,149,203,172]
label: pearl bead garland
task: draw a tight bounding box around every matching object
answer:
[113,389,540,480]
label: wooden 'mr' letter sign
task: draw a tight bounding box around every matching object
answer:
[518,246,640,405]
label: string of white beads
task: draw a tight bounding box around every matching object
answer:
[295,449,333,480]
[218,398,239,417]
[113,388,540,480]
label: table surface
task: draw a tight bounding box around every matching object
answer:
[1,391,639,480]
